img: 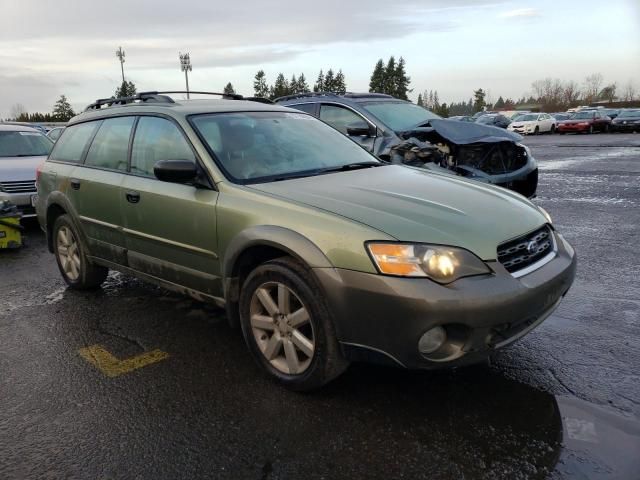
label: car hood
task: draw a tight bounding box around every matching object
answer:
[614,116,640,122]
[0,155,45,182]
[249,165,546,260]
[399,119,522,144]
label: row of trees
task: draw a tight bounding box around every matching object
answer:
[249,69,346,99]
[8,95,76,122]
[369,56,411,100]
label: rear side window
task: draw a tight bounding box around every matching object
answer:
[84,117,135,171]
[288,103,317,115]
[50,122,99,163]
[131,117,195,177]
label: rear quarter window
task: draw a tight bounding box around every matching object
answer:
[49,122,100,163]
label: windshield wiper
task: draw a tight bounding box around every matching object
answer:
[318,162,383,174]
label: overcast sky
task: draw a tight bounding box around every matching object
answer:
[1,0,638,118]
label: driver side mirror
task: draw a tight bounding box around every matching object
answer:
[346,121,374,137]
[154,160,198,183]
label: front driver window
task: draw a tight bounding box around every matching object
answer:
[131,117,196,177]
[319,105,365,134]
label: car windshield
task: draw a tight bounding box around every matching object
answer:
[572,112,594,119]
[618,110,640,118]
[476,116,494,124]
[0,130,53,157]
[190,111,382,184]
[519,114,539,121]
[360,101,441,131]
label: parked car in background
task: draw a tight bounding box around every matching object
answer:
[36,91,576,390]
[611,109,640,133]
[0,124,53,217]
[600,108,620,120]
[448,115,474,122]
[507,113,556,135]
[277,92,538,197]
[552,113,572,123]
[475,114,512,129]
[47,127,65,142]
[557,110,612,134]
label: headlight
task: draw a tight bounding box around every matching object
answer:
[579,122,590,126]
[366,243,490,283]
[538,206,553,224]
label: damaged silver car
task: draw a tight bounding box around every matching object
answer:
[276,93,538,198]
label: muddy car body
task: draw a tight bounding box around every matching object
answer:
[276,93,538,198]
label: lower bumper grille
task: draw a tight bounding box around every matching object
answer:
[0,180,37,193]
[497,225,554,275]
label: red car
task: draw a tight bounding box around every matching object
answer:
[558,110,612,134]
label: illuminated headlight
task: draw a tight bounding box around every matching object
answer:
[367,243,490,283]
[538,206,553,224]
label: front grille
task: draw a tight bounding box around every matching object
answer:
[0,180,37,193]
[497,225,554,274]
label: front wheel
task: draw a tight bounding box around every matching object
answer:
[53,214,108,289]
[550,124,556,134]
[239,257,348,391]
[588,125,594,134]
[534,126,540,135]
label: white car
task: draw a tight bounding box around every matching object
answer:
[508,113,556,135]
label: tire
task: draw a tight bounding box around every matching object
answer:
[550,124,556,134]
[53,214,108,289]
[604,124,610,133]
[534,126,540,135]
[588,125,594,134]
[239,257,348,391]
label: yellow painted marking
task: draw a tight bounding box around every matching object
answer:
[78,344,169,378]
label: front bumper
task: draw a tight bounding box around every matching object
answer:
[314,231,576,369]
[612,123,640,132]
[0,192,37,218]
[558,124,589,132]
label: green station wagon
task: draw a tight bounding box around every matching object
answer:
[37,91,576,390]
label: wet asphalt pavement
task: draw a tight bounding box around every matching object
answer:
[1,133,639,479]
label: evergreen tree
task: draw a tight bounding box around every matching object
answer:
[115,80,136,98]
[428,90,434,109]
[297,73,309,93]
[473,88,487,112]
[369,59,386,93]
[313,70,325,92]
[383,56,397,95]
[433,90,440,109]
[290,74,298,94]
[253,70,270,98]
[393,57,411,100]
[334,70,347,94]
[417,93,424,106]
[223,82,236,95]
[52,95,75,121]
[271,73,289,99]
[324,69,336,91]
[494,96,505,109]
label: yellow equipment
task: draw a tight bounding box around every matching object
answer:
[0,201,23,249]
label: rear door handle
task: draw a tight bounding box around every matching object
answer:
[125,191,140,204]
[70,178,81,190]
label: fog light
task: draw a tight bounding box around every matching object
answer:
[419,326,447,354]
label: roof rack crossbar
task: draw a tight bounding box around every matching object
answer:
[84,90,265,111]
[273,91,342,102]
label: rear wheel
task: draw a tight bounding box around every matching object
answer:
[53,214,108,289]
[550,124,556,134]
[534,126,540,135]
[588,125,594,134]
[239,257,348,391]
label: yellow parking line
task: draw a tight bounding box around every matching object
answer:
[78,344,169,378]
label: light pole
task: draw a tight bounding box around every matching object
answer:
[115,46,126,83]
[179,52,192,99]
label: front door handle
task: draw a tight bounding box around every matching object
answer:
[70,178,81,190]
[125,191,140,204]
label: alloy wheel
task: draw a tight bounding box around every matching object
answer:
[56,226,81,281]
[250,281,315,375]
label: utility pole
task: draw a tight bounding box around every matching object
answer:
[179,52,192,99]
[115,46,126,83]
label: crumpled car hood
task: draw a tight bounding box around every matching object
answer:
[249,165,546,260]
[400,119,523,145]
